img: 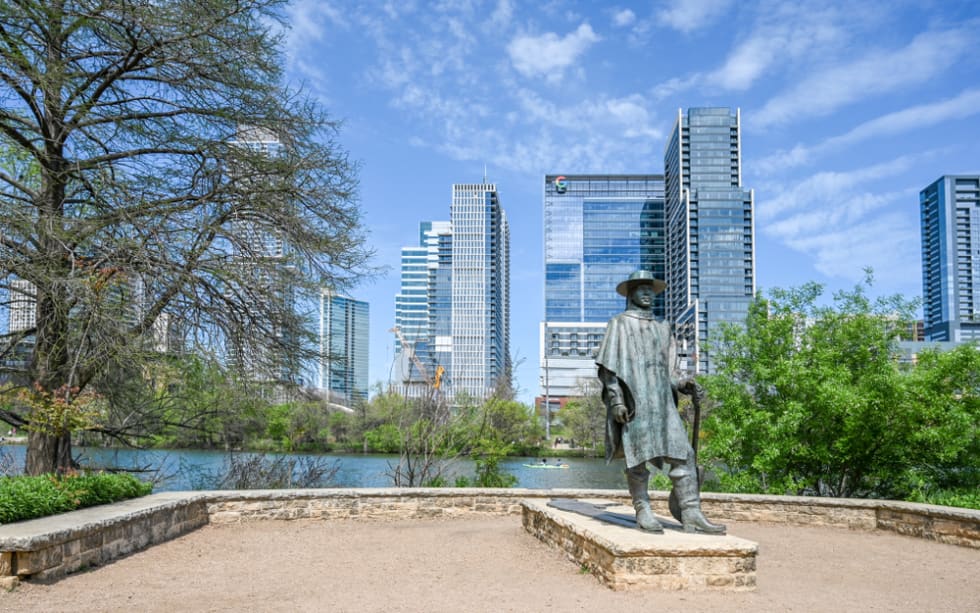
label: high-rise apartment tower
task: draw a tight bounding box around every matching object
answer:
[920,175,980,343]
[664,107,755,373]
[451,183,510,399]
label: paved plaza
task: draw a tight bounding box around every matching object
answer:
[3,516,978,612]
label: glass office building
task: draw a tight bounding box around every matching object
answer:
[920,175,980,342]
[319,290,369,404]
[394,221,452,394]
[540,175,665,403]
[664,107,755,373]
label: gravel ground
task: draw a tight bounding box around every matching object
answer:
[2,517,978,612]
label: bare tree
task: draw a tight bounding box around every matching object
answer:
[0,0,371,474]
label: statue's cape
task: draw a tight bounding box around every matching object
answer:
[596,311,690,468]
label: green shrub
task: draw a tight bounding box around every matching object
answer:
[0,473,152,524]
[364,423,402,453]
[907,487,980,511]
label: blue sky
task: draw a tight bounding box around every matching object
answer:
[279,0,980,404]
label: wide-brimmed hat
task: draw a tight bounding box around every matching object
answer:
[615,269,666,297]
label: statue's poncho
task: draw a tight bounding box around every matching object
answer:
[595,311,691,469]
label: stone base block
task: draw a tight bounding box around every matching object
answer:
[522,498,757,591]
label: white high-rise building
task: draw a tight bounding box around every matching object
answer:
[227,126,295,384]
[450,183,510,400]
[393,184,510,401]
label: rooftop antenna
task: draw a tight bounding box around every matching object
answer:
[483,164,487,184]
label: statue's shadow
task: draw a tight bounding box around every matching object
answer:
[547,498,685,532]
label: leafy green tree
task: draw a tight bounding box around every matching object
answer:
[468,438,518,488]
[560,380,605,456]
[0,1,369,473]
[701,276,978,499]
[327,411,353,446]
[465,397,542,452]
[364,423,403,454]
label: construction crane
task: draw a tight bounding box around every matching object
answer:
[389,326,433,388]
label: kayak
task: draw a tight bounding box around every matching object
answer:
[523,463,570,469]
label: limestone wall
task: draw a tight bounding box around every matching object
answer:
[201,489,977,548]
[0,492,207,585]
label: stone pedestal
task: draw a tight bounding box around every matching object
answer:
[522,498,757,591]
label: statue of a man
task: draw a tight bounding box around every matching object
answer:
[596,270,725,534]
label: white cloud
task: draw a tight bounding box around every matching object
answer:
[657,0,732,34]
[704,2,846,91]
[280,1,356,101]
[649,74,703,100]
[756,88,980,174]
[782,211,920,286]
[514,90,662,139]
[760,155,917,220]
[507,23,600,80]
[646,3,846,98]
[403,87,664,175]
[756,25,978,128]
[824,89,980,149]
[611,8,635,27]
[759,155,925,286]
[491,0,513,27]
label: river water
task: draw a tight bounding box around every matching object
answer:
[0,444,627,491]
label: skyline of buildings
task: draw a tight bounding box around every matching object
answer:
[920,174,980,343]
[393,182,510,401]
[393,220,452,395]
[1,124,973,407]
[538,107,757,406]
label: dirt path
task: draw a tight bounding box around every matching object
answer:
[3,517,978,612]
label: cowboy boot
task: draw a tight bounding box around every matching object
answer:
[625,465,663,533]
[668,457,726,535]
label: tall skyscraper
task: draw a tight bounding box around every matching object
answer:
[319,289,369,403]
[920,175,980,343]
[539,175,665,404]
[451,183,510,399]
[227,126,296,384]
[664,107,755,373]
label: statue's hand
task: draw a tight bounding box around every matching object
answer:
[612,402,629,424]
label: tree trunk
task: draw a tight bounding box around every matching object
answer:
[25,430,73,475]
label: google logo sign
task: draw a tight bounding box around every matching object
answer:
[554,175,568,193]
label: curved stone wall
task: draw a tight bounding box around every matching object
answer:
[202,488,979,548]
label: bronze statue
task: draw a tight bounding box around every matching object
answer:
[596,270,725,535]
